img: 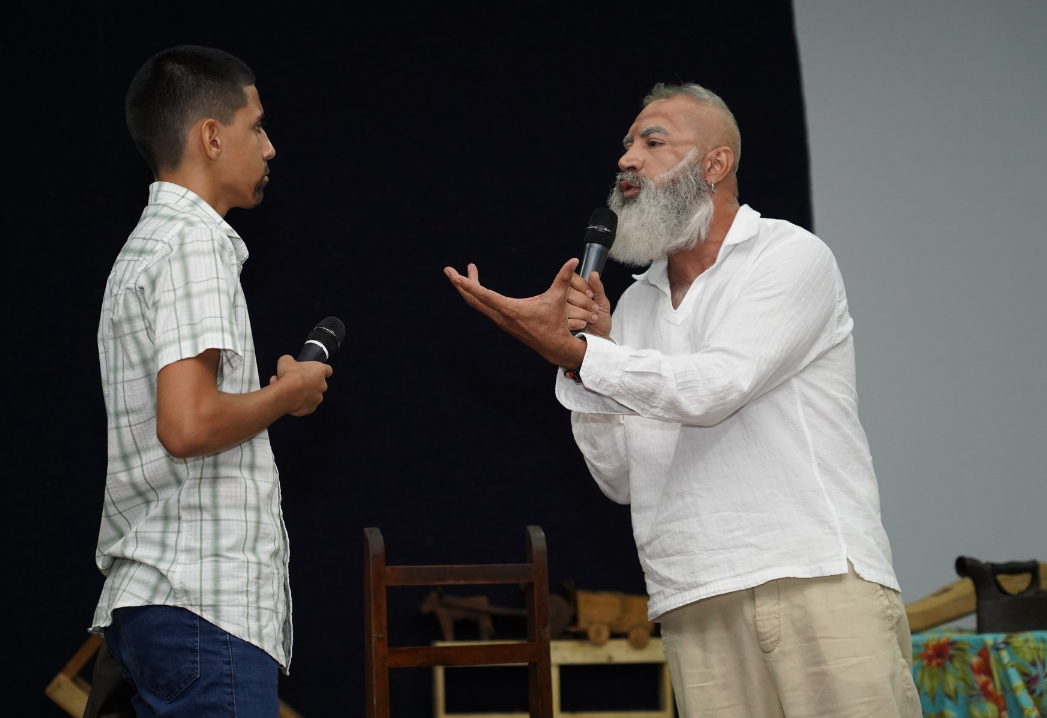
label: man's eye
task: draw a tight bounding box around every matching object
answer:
[647,139,661,147]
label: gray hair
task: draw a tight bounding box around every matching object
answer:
[643,83,741,170]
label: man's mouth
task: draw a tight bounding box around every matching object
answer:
[619,179,639,198]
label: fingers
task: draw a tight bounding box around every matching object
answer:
[566,283,599,310]
[448,265,514,317]
[566,290,599,325]
[586,270,606,297]
[569,272,594,296]
[586,270,611,311]
[565,264,599,327]
[566,304,596,331]
[553,258,580,290]
[449,277,507,326]
[446,265,491,314]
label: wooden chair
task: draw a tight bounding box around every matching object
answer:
[364,526,553,718]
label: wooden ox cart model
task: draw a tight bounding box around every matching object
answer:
[420,590,573,642]
[420,587,655,649]
[570,589,655,649]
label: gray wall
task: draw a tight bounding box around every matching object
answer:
[793,1,1047,612]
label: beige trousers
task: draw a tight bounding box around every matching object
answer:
[659,563,922,718]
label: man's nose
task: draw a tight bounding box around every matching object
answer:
[618,148,640,172]
[263,131,276,160]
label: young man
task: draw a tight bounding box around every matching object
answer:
[89,46,332,717]
[445,83,920,717]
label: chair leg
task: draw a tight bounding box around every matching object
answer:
[364,528,390,718]
[526,526,553,717]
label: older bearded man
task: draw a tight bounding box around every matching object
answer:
[445,83,920,718]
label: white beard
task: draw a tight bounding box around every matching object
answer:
[607,150,714,267]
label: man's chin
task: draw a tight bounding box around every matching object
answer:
[226,193,265,213]
[608,232,664,267]
[608,190,636,212]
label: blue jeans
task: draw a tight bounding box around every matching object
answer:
[105,606,278,718]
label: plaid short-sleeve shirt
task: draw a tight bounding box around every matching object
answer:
[91,182,292,670]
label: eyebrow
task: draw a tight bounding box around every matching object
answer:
[622,124,669,148]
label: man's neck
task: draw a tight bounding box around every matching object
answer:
[666,198,740,308]
[156,168,227,217]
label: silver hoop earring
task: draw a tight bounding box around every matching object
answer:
[710,182,716,194]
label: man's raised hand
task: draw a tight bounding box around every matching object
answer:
[444,259,588,370]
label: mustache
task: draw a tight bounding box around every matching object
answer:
[612,170,650,204]
[615,169,646,187]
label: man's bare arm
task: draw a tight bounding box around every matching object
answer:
[156,349,332,459]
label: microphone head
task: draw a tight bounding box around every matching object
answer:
[585,208,618,248]
[306,316,346,359]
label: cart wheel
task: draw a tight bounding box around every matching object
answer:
[627,625,650,649]
[586,623,610,645]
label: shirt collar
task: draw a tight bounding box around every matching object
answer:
[148,181,250,266]
[631,204,761,288]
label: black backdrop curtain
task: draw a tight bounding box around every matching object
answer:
[5,2,811,715]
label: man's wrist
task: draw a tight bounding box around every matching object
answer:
[560,335,587,383]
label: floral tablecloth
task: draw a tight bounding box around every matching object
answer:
[913,630,1047,718]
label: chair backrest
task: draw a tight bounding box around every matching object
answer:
[363,525,553,718]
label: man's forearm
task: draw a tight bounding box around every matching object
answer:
[155,348,332,459]
[157,373,303,459]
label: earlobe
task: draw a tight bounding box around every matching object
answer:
[704,147,734,185]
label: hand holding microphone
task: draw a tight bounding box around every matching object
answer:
[271,316,345,416]
[569,209,617,338]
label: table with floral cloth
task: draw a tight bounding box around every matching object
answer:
[913,630,1047,718]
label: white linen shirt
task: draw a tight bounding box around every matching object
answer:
[92,182,293,670]
[555,205,898,620]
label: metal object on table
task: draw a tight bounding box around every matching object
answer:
[955,555,1047,633]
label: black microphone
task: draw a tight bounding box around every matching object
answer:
[572,208,618,336]
[296,316,346,363]
[578,207,618,282]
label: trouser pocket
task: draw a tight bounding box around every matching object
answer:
[112,606,201,703]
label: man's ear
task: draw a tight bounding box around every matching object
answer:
[703,146,735,186]
[198,118,222,160]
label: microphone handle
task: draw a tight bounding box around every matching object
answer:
[572,243,610,337]
[296,341,330,363]
[578,242,609,280]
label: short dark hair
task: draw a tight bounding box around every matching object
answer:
[126,45,256,175]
